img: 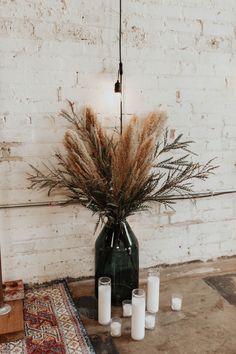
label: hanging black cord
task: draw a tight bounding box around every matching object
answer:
[119,0,123,135]
[119,0,122,64]
[114,0,123,134]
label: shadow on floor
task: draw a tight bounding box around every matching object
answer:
[204,273,236,306]
[73,295,120,354]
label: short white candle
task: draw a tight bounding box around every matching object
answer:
[123,303,132,317]
[131,289,145,341]
[98,278,111,325]
[147,270,160,313]
[110,320,122,337]
[171,294,182,311]
[145,312,156,330]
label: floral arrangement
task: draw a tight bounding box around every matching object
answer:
[28,101,216,227]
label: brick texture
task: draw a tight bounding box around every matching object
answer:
[0,0,236,283]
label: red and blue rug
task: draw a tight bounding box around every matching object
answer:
[0,281,95,354]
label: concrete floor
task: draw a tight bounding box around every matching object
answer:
[69,258,236,354]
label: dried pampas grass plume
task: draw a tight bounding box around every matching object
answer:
[111,111,166,198]
[140,111,167,142]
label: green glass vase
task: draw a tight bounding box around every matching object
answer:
[95,220,139,305]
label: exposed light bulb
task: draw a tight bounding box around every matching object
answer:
[114,80,122,93]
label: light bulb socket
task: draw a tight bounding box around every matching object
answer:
[114,80,122,93]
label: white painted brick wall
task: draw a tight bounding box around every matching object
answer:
[1,0,236,283]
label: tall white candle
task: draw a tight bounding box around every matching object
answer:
[98,277,111,325]
[147,269,160,313]
[131,289,145,341]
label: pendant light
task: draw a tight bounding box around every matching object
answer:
[114,0,123,135]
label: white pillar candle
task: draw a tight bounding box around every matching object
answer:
[131,289,145,341]
[171,294,182,311]
[110,318,122,337]
[147,269,160,313]
[98,277,111,325]
[145,311,156,330]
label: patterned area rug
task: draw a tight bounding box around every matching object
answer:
[0,281,95,354]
